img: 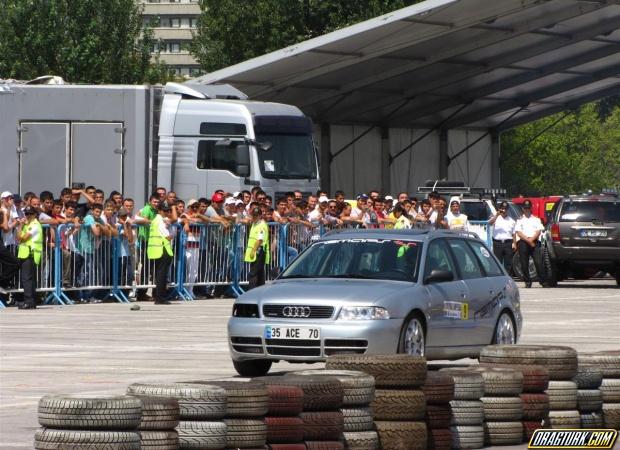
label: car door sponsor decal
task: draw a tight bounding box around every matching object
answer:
[443,301,468,320]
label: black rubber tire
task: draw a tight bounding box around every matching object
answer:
[234,359,273,377]
[542,247,558,287]
[483,422,523,446]
[374,421,427,450]
[428,428,451,450]
[442,366,523,396]
[177,421,227,450]
[580,412,604,428]
[548,410,581,429]
[127,383,227,420]
[340,407,374,432]
[481,397,523,421]
[579,351,620,378]
[129,396,180,430]
[185,380,269,418]
[265,416,304,444]
[342,431,379,450]
[371,389,426,421]
[437,370,484,401]
[37,395,142,430]
[573,364,603,389]
[255,376,344,411]
[577,389,603,413]
[512,253,539,282]
[450,425,484,450]
[265,385,304,417]
[140,430,179,450]
[34,429,141,449]
[479,363,549,393]
[603,403,620,430]
[520,393,550,421]
[326,354,426,388]
[600,378,620,402]
[426,404,451,429]
[479,345,578,380]
[224,419,267,449]
[449,400,484,426]
[289,369,375,406]
[422,372,454,404]
[299,411,344,441]
[545,381,577,410]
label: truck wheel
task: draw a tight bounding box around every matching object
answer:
[233,359,272,377]
[542,247,558,287]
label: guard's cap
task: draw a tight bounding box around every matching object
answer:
[522,199,533,208]
[498,201,509,209]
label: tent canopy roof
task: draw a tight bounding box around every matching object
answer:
[194,0,620,131]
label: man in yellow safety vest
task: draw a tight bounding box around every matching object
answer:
[244,205,270,289]
[16,206,43,309]
[147,203,174,304]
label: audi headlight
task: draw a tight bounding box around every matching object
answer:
[338,306,390,320]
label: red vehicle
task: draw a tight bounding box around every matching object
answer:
[512,196,562,224]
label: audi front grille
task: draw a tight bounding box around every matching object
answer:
[262,305,334,319]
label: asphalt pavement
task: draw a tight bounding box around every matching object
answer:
[1,279,619,449]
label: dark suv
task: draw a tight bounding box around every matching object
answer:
[542,194,620,286]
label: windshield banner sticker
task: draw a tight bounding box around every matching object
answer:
[443,301,469,320]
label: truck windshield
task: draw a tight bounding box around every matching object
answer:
[280,239,420,282]
[255,133,317,179]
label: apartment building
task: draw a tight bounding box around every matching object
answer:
[141,0,203,78]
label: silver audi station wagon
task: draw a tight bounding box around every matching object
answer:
[228,229,522,376]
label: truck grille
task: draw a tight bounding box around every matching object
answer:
[262,305,334,319]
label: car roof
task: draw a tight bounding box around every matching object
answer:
[560,195,619,202]
[319,228,481,242]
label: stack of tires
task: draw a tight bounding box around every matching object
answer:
[35,395,143,449]
[422,372,454,450]
[190,380,269,450]
[256,375,345,450]
[574,364,604,429]
[326,355,428,450]
[290,369,378,450]
[479,363,550,442]
[132,396,181,449]
[127,383,228,450]
[438,369,485,450]
[579,351,620,430]
[447,367,524,446]
[480,345,579,431]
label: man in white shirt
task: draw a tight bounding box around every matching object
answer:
[489,201,516,273]
[514,199,546,288]
[446,197,469,231]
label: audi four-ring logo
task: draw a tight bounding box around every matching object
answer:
[282,306,311,318]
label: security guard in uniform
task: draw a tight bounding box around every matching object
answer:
[16,206,43,309]
[148,203,173,304]
[244,206,270,289]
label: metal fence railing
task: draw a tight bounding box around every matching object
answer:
[0,220,493,306]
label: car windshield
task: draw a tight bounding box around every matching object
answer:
[280,239,420,282]
[255,133,317,180]
[559,201,620,222]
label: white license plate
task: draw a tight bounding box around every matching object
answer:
[580,230,607,238]
[265,326,320,340]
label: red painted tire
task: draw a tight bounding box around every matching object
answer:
[423,372,455,404]
[519,393,550,421]
[304,442,344,450]
[265,417,304,444]
[426,404,452,429]
[428,429,452,450]
[265,386,304,417]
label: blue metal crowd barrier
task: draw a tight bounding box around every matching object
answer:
[0,220,493,306]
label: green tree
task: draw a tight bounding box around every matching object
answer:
[0,0,169,84]
[500,101,620,196]
[191,0,420,73]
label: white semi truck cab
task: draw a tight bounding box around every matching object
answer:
[157,83,320,201]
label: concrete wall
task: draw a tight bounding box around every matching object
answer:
[315,124,494,197]
[0,84,151,202]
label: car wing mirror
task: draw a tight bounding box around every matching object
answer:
[424,269,454,284]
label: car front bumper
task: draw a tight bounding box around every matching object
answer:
[228,317,402,362]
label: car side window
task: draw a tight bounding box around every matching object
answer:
[467,240,504,277]
[447,239,484,280]
[424,240,457,279]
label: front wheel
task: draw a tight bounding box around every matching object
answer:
[398,314,426,356]
[232,359,272,377]
[492,311,516,345]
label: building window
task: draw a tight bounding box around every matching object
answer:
[168,17,180,27]
[190,18,197,28]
